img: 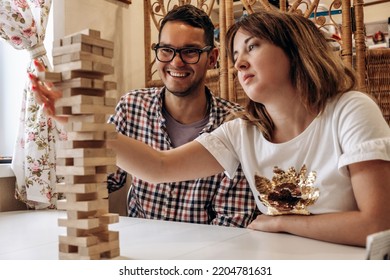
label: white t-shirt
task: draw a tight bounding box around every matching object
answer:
[196,91,390,214]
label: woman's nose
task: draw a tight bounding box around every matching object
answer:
[234,55,248,71]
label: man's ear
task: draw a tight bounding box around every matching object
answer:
[207,47,219,69]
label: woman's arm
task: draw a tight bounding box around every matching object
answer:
[248,159,390,247]
[108,133,225,184]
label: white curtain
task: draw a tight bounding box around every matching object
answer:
[0,0,65,209]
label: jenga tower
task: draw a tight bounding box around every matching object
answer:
[50,29,120,260]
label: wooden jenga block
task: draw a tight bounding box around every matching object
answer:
[52,43,92,57]
[53,51,113,66]
[61,88,106,97]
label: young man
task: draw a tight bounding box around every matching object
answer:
[107,5,257,227]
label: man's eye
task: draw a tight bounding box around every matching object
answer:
[161,48,173,54]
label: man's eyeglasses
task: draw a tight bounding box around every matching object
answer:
[153,44,212,64]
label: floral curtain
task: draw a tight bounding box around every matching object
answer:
[0,0,66,209]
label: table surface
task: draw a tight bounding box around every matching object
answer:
[0,210,366,260]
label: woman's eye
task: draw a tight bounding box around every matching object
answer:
[248,44,255,51]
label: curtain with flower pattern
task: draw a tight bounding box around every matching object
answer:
[0,0,65,209]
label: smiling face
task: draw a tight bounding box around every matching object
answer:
[156,21,217,98]
[232,29,292,105]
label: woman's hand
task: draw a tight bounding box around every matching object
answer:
[28,59,68,123]
[247,214,283,233]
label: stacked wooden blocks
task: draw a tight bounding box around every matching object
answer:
[48,29,120,259]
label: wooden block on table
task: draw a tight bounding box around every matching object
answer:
[78,239,119,257]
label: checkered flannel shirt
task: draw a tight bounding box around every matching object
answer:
[107,87,257,227]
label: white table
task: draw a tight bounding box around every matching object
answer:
[0,210,366,260]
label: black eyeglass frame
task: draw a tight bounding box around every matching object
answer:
[153,44,213,64]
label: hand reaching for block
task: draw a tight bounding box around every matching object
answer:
[28,59,68,124]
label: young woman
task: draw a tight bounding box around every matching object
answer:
[31,10,390,247]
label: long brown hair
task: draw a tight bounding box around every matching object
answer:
[226,10,356,140]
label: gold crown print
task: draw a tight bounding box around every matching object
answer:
[255,165,320,215]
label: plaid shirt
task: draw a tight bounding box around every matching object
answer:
[107,87,257,227]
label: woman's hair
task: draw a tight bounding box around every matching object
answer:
[226,10,356,140]
[159,4,215,47]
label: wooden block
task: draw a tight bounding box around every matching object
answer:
[92,62,114,75]
[95,230,119,242]
[60,70,104,81]
[70,123,115,133]
[63,174,108,185]
[99,213,119,224]
[53,60,93,73]
[56,77,94,90]
[65,188,108,201]
[65,131,107,141]
[56,165,97,175]
[103,48,114,58]
[58,217,100,229]
[57,199,108,211]
[59,235,99,247]
[71,34,114,50]
[58,140,106,149]
[101,247,120,259]
[78,240,120,257]
[61,88,106,97]
[67,114,107,124]
[57,148,112,159]
[52,43,92,56]
[53,51,112,65]
[73,156,116,167]
[58,242,78,254]
[37,71,62,82]
[105,97,117,106]
[55,95,105,108]
[67,225,109,237]
[70,104,115,115]
[54,60,114,76]
[92,45,103,56]
[56,183,101,194]
[104,81,117,90]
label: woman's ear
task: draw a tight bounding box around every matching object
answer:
[207,47,219,69]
